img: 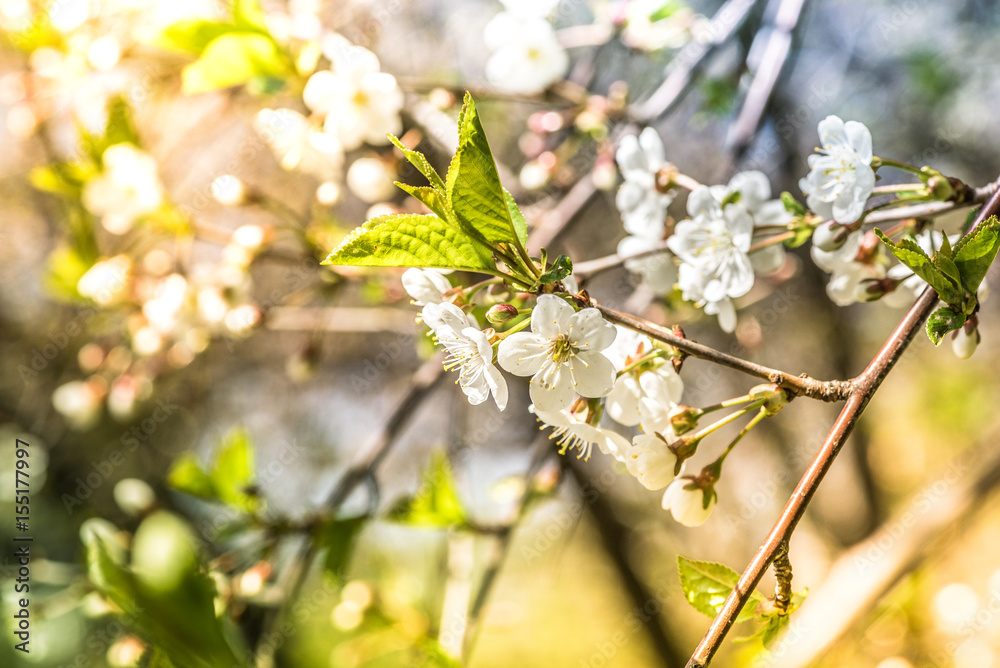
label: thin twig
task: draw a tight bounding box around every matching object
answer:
[683,184,1000,668]
[596,304,853,402]
[768,420,1000,668]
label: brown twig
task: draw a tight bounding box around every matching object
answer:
[596,304,853,402]
[683,184,1000,668]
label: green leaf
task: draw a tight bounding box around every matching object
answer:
[318,516,366,580]
[504,188,529,247]
[394,183,453,223]
[677,556,762,624]
[104,96,140,146]
[952,216,1000,295]
[761,614,789,649]
[157,20,239,54]
[167,454,216,500]
[875,228,963,306]
[390,451,467,528]
[211,427,259,513]
[182,33,287,95]
[926,305,966,345]
[539,255,573,285]
[389,134,447,193]
[322,213,495,273]
[447,93,525,251]
[780,191,806,216]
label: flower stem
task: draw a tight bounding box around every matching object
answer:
[872,156,924,175]
[687,403,762,443]
[617,349,665,377]
[711,408,767,468]
[871,183,926,195]
[496,315,532,339]
[699,394,756,415]
[748,231,794,253]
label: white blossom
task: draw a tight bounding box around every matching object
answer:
[484,14,568,95]
[607,366,683,429]
[662,476,716,526]
[346,157,396,203]
[624,433,682,490]
[306,37,403,150]
[403,268,453,306]
[616,233,676,295]
[531,405,632,461]
[438,325,508,411]
[667,186,754,332]
[621,0,696,52]
[615,128,672,237]
[799,115,875,224]
[420,301,476,332]
[498,295,617,412]
[77,255,131,305]
[255,108,343,185]
[82,143,164,234]
[811,230,886,306]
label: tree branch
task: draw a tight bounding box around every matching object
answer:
[683,183,1000,668]
[596,304,853,401]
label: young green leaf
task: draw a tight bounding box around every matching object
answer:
[504,188,529,247]
[388,134,447,193]
[874,229,963,306]
[390,451,467,528]
[539,255,573,285]
[951,215,1000,295]
[780,192,806,216]
[394,183,454,223]
[926,305,966,345]
[211,427,258,513]
[182,33,288,95]
[167,454,216,500]
[447,93,528,250]
[322,213,496,273]
[677,556,763,624]
[157,20,238,54]
[760,614,789,649]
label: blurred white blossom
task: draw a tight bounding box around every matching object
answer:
[82,143,164,234]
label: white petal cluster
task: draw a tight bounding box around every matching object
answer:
[604,327,684,432]
[799,115,875,224]
[484,3,567,95]
[422,302,508,411]
[615,128,672,237]
[254,108,344,192]
[811,230,885,306]
[77,255,132,306]
[82,143,164,234]
[624,434,682,491]
[666,171,789,332]
[402,268,453,306]
[498,295,617,412]
[306,36,403,151]
[532,404,632,461]
[621,0,697,52]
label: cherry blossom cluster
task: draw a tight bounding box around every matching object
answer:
[402,268,787,527]
[612,116,986,355]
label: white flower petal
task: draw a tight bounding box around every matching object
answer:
[497,332,548,376]
[531,294,574,339]
[569,350,616,398]
[530,361,577,411]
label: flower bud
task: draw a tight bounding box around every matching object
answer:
[952,323,980,359]
[860,277,901,301]
[749,383,789,415]
[486,303,519,325]
[927,175,955,201]
[662,476,716,527]
[855,230,882,264]
[812,220,849,252]
[668,405,703,435]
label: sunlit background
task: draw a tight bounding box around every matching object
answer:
[2,1,1000,667]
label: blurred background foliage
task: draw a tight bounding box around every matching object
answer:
[2,1,1000,667]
